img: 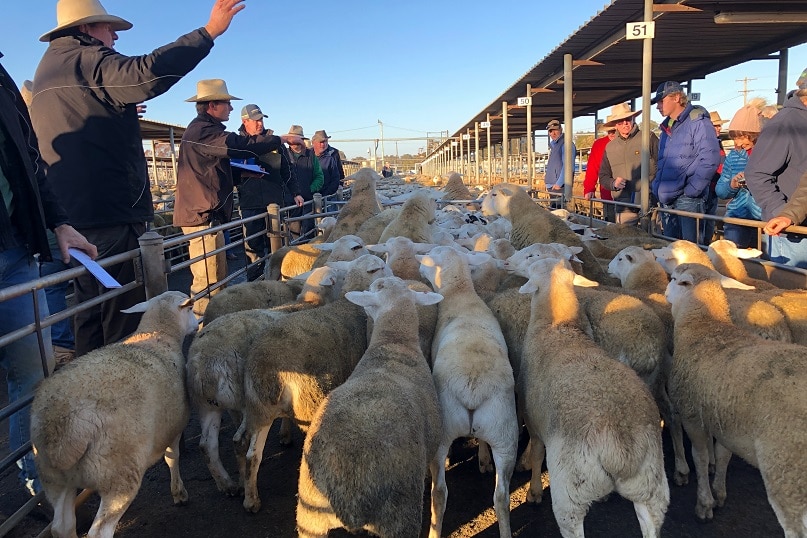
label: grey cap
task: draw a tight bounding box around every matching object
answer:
[546,119,562,131]
[651,81,685,104]
[240,104,265,121]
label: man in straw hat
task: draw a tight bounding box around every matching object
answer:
[598,102,659,225]
[311,130,345,197]
[0,60,96,498]
[650,81,721,243]
[175,82,305,314]
[745,67,807,268]
[583,125,616,221]
[31,0,246,355]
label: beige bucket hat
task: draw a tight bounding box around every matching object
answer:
[604,102,642,127]
[709,111,729,127]
[40,0,133,42]
[185,79,241,102]
[286,125,308,139]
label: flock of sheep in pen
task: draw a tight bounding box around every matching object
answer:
[28,167,807,538]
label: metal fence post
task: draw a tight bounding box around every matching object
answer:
[267,203,283,252]
[313,193,323,215]
[138,231,168,299]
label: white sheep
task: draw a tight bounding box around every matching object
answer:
[378,189,437,244]
[354,207,399,244]
[664,263,807,535]
[518,258,669,537]
[326,168,383,242]
[418,246,518,538]
[368,236,434,284]
[296,277,443,538]
[239,254,392,512]
[266,234,371,281]
[706,239,779,290]
[31,291,198,538]
[440,171,473,201]
[202,279,299,325]
[480,182,615,284]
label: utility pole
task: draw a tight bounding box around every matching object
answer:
[737,77,757,106]
[378,120,385,170]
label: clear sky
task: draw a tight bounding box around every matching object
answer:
[3,0,806,160]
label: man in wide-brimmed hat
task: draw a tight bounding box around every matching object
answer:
[598,103,659,224]
[31,0,246,355]
[650,81,721,243]
[312,129,345,199]
[174,82,305,314]
[285,125,324,239]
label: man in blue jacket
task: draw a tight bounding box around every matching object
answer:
[745,69,807,268]
[651,81,721,243]
[545,119,576,209]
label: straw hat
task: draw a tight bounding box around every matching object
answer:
[40,0,132,42]
[709,111,729,127]
[604,103,641,127]
[286,125,308,139]
[185,79,241,102]
[311,130,330,142]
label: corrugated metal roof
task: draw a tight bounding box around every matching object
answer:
[439,0,807,152]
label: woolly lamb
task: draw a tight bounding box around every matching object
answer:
[518,258,669,538]
[296,277,442,538]
[368,236,434,284]
[31,291,198,538]
[267,235,371,281]
[378,190,437,244]
[326,168,383,242]
[665,263,807,535]
[706,239,778,290]
[480,182,614,284]
[309,234,371,270]
[355,207,400,245]
[239,254,392,512]
[419,246,518,538]
[441,171,473,201]
[202,279,299,325]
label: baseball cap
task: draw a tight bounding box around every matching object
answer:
[241,104,265,121]
[546,119,562,131]
[651,81,685,104]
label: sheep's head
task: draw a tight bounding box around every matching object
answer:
[345,276,442,322]
[518,258,576,295]
[665,263,754,318]
[503,243,583,277]
[652,240,714,274]
[608,246,657,283]
[337,254,392,293]
[418,245,490,290]
[707,239,763,265]
[480,183,524,217]
[122,291,198,336]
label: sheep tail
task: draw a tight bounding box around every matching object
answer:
[42,404,100,471]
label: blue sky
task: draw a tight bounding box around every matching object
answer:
[3,0,806,160]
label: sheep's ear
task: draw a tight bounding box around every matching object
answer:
[412,290,443,306]
[412,243,437,254]
[518,279,540,294]
[735,248,763,259]
[121,299,151,314]
[326,260,350,271]
[345,290,376,307]
[366,244,386,254]
[573,275,600,287]
[465,251,492,266]
[568,246,584,255]
[719,276,756,290]
[312,243,334,252]
[625,253,634,263]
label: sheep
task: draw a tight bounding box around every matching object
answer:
[368,236,434,284]
[309,234,371,271]
[418,246,518,538]
[202,279,299,325]
[239,254,392,512]
[480,182,615,284]
[30,291,198,538]
[440,171,473,201]
[378,189,437,244]
[517,258,669,538]
[266,234,371,281]
[326,168,383,242]
[296,277,443,538]
[355,207,400,245]
[652,241,794,343]
[664,263,807,535]
[706,239,778,290]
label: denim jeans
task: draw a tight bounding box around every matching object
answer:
[701,189,719,245]
[767,233,807,269]
[724,223,758,250]
[0,245,54,494]
[39,243,73,350]
[673,195,705,243]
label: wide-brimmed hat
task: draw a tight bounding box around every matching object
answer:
[287,125,308,139]
[185,79,241,102]
[709,111,729,127]
[40,0,133,42]
[604,102,641,126]
[311,130,330,142]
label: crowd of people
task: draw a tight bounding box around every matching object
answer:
[572,73,807,268]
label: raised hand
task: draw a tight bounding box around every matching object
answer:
[204,0,246,40]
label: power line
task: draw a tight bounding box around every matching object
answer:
[736,77,758,106]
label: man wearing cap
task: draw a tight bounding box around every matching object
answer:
[583,126,616,221]
[544,119,576,208]
[651,81,721,243]
[31,0,246,354]
[598,103,659,225]
[236,104,304,281]
[175,82,304,314]
[286,125,324,239]
[312,130,345,197]
[745,68,807,268]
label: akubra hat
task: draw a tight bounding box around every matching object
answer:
[40,0,132,42]
[604,102,642,127]
[185,79,241,103]
[286,125,308,139]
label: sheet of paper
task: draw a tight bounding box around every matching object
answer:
[230,161,267,174]
[68,248,121,288]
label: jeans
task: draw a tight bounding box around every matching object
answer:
[662,195,705,243]
[724,223,759,249]
[701,189,719,245]
[241,208,268,281]
[0,245,54,494]
[39,241,73,350]
[767,233,807,269]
